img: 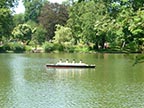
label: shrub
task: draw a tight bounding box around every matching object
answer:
[42,42,55,52]
[11,43,25,53]
[66,46,75,53]
[25,45,32,52]
[0,46,6,53]
[74,44,90,52]
[3,43,11,51]
[53,43,64,52]
[124,42,139,52]
[63,44,74,53]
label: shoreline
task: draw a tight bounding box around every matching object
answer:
[0,49,143,54]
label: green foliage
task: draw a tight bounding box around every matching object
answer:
[26,20,46,47]
[38,2,68,40]
[42,41,90,53]
[23,0,46,22]
[42,42,65,53]
[67,1,109,48]
[13,13,25,26]
[0,46,5,53]
[25,45,32,52]
[12,24,32,44]
[11,42,25,53]
[42,42,55,52]
[115,7,144,52]
[53,24,73,44]
[129,9,144,38]
[64,45,75,53]
[0,0,18,41]
[0,8,13,40]
[53,43,64,52]
[2,43,11,51]
[124,41,139,52]
[65,0,144,52]
[0,0,18,8]
[0,42,25,53]
[32,24,46,45]
[74,44,90,53]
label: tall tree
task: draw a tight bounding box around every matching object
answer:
[0,0,18,41]
[0,8,13,40]
[128,8,144,52]
[23,0,46,22]
[67,0,108,48]
[29,22,46,46]
[38,2,68,40]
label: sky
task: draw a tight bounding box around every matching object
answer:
[14,0,66,14]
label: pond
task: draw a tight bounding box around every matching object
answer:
[0,53,144,108]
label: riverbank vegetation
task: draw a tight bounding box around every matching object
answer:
[0,0,144,54]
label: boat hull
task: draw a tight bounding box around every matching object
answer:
[46,64,95,68]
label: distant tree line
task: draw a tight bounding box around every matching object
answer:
[0,0,144,53]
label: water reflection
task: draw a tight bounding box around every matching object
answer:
[0,54,13,108]
[5,54,28,108]
[47,68,86,76]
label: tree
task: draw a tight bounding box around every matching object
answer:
[23,0,46,22]
[53,24,73,52]
[38,2,68,40]
[0,0,18,8]
[0,0,18,41]
[32,24,47,46]
[0,8,13,40]
[53,24,73,45]
[94,15,116,49]
[130,0,144,11]
[67,0,108,48]
[23,21,47,49]
[13,13,25,26]
[128,8,144,52]
[12,24,33,45]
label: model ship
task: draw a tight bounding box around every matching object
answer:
[46,59,95,68]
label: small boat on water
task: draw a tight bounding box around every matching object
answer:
[46,59,95,68]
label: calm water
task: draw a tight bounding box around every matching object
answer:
[0,53,144,108]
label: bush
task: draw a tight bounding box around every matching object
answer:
[42,42,91,53]
[53,43,64,52]
[42,42,55,52]
[66,46,75,53]
[63,45,74,53]
[43,42,65,52]
[74,44,90,52]
[124,42,139,52]
[0,43,13,52]
[25,45,32,52]
[3,43,11,51]
[0,46,6,53]
[11,43,25,53]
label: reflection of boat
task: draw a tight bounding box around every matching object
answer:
[46,60,95,69]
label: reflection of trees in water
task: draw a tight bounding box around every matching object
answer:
[46,68,95,81]
[23,67,91,83]
[0,69,11,107]
[0,55,12,108]
[55,69,83,79]
[134,55,144,65]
